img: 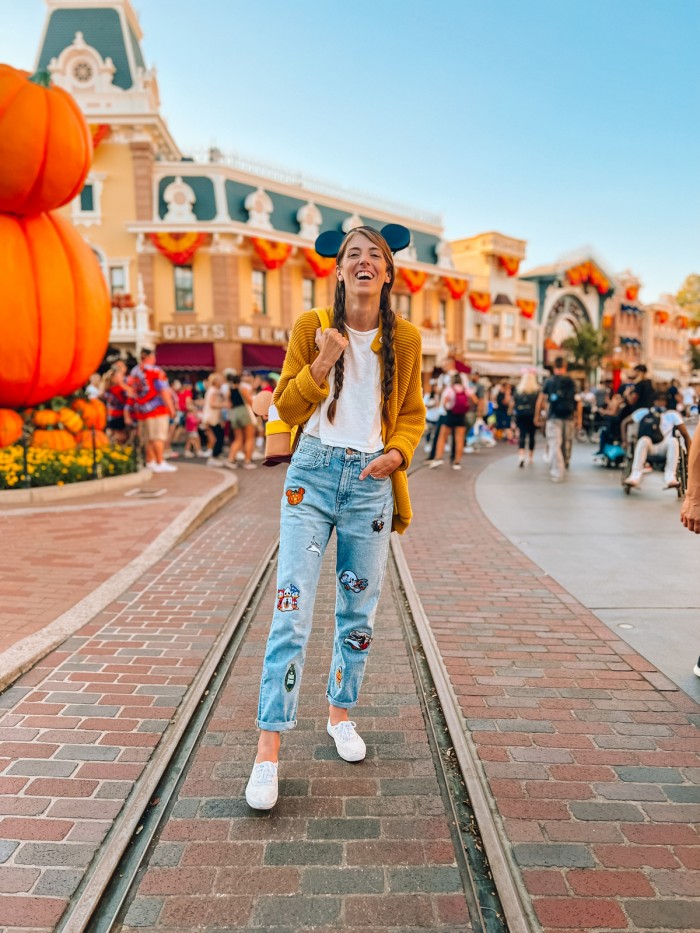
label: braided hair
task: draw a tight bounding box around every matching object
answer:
[326,227,396,424]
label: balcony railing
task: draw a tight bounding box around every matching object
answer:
[109,306,156,353]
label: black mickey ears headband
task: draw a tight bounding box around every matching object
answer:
[314,223,411,258]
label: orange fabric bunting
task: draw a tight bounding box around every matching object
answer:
[565,261,610,295]
[443,277,468,300]
[516,299,537,319]
[302,248,335,278]
[148,231,207,266]
[399,268,427,294]
[655,310,670,325]
[90,124,111,149]
[252,238,292,270]
[469,291,491,313]
[499,255,521,277]
[625,285,640,302]
[602,313,614,328]
[677,315,689,329]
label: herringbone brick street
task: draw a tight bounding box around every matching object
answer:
[0,445,699,933]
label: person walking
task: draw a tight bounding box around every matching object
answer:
[428,374,470,471]
[245,224,425,810]
[128,348,177,473]
[513,369,540,467]
[202,373,226,466]
[535,357,578,482]
[225,374,257,469]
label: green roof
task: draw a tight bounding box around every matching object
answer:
[37,8,137,90]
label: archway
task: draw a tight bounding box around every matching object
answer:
[543,294,591,365]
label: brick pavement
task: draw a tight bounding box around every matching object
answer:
[0,464,225,656]
[401,449,700,933]
[117,541,471,933]
[0,467,284,932]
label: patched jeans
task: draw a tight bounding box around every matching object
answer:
[256,434,394,731]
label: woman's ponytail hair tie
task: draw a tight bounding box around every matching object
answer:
[314,223,411,258]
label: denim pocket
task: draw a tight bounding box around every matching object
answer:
[292,444,322,470]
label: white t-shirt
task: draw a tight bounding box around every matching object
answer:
[304,324,383,452]
[682,387,697,406]
[632,407,683,439]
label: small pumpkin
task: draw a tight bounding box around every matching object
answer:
[33,408,60,427]
[0,211,110,408]
[0,409,23,447]
[0,65,92,216]
[31,428,76,450]
[75,429,110,448]
[57,406,83,433]
[72,398,106,430]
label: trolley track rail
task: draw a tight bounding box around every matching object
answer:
[58,532,527,933]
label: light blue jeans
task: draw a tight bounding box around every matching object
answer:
[256,434,394,731]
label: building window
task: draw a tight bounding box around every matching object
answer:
[174,265,194,312]
[438,300,446,328]
[80,185,94,212]
[72,173,105,227]
[474,321,482,339]
[520,328,529,343]
[395,293,411,321]
[302,277,315,312]
[503,313,515,341]
[109,265,127,298]
[252,269,267,315]
[492,321,501,339]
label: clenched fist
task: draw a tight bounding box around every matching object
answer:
[311,327,349,385]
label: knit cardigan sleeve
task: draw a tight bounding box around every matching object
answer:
[272,311,330,425]
[384,322,426,471]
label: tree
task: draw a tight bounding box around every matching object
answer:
[677,274,700,323]
[688,342,700,375]
[561,323,611,382]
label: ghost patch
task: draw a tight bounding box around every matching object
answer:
[344,630,372,651]
[335,667,343,688]
[284,663,297,692]
[286,487,305,505]
[306,537,321,556]
[339,570,368,593]
[277,584,300,612]
[371,519,384,533]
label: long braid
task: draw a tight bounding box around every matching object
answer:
[326,279,347,424]
[379,284,396,418]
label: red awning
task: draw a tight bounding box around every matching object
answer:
[156,342,215,370]
[242,343,287,370]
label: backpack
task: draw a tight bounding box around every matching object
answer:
[637,409,664,445]
[450,388,469,416]
[514,391,537,416]
[548,376,576,419]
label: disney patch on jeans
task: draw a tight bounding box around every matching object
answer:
[286,487,305,505]
[277,585,300,611]
[306,537,321,556]
[284,663,297,692]
[344,630,372,651]
[339,570,368,593]
[371,519,384,533]
[335,667,343,687]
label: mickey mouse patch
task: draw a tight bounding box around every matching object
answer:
[286,487,305,505]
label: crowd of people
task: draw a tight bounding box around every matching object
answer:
[89,349,276,473]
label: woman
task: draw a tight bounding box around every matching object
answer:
[225,374,257,470]
[202,373,225,465]
[245,226,425,810]
[428,374,470,471]
[513,370,541,467]
[495,380,513,441]
[103,362,131,445]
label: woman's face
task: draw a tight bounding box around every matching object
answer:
[337,232,391,302]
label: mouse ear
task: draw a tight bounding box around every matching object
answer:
[380,223,411,253]
[314,231,344,258]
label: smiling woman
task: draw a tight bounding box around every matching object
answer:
[245,224,426,812]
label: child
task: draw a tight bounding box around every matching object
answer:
[183,399,202,458]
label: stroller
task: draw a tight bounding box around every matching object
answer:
[621,422,688,497]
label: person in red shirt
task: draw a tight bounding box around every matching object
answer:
[128,348,177,473]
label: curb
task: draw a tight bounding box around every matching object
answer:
[0,467,152,505]
[0,471,238,693]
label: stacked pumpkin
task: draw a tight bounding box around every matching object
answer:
[29,398,109,450]
[0,64,111,449]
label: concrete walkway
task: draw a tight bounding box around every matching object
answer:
[476,441,700,703]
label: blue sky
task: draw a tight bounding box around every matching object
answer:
[2,0,698,300]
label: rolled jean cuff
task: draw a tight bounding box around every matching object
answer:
[255,718,297,732]
[325,695,359,710]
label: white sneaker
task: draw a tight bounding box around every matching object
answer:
[693,656,700,678]
[452,463,462,471]
[251,450,264,461]
[146,460,157,471]
[624,472,642,487]
[428,459,443,469]
[223,460,238,470]
[207,457,225,467]
[327,718,366,762]
[156,461,177,473]
[242,461,257,470]
[184,451,195,459]
[245,760,279,810]
[198,449,211,458]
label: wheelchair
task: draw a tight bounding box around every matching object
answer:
[621,422,688,497]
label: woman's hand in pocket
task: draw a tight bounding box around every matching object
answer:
[359,449,403,480]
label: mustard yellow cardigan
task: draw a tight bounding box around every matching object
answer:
[273,308,426,533]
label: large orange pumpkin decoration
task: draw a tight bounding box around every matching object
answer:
[32,409,60,427]
[0,409,23,447]
[31,428,76,450]
[0,66,92,216]
[57,407,83,433]
[72,398,107,430]
[0,211,110,408]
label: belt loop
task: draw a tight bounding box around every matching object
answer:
[361,451,369,469]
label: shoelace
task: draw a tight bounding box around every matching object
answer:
[253,761,277,784]
[332,720,358,742]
